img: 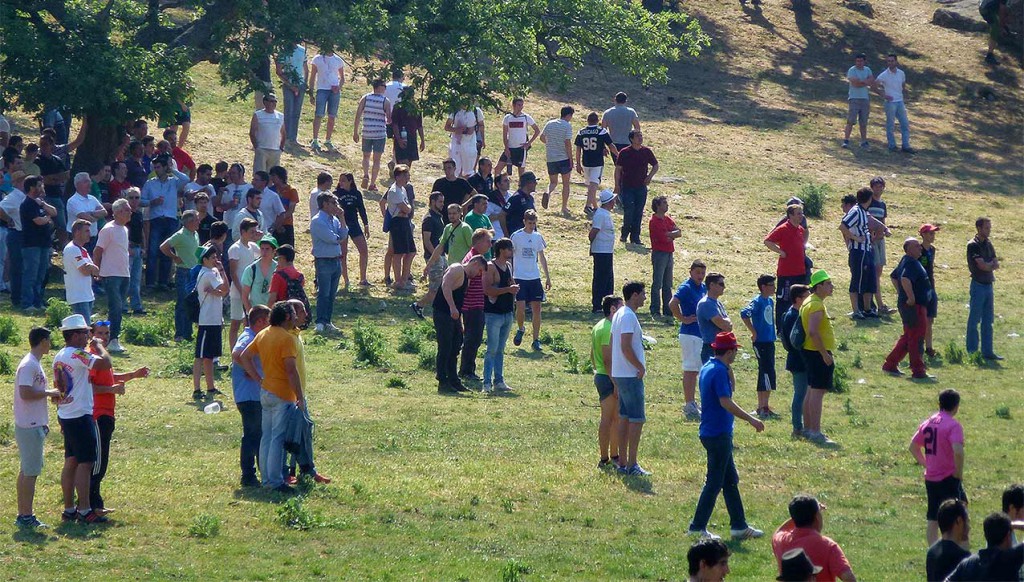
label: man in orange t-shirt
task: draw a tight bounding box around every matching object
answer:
[87,321,148,514]
[238,301,304,493]
[772,495,857,582]
[269,165,299,247]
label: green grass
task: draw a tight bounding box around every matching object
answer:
[0,1,1022,577]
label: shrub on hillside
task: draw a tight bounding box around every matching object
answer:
[797,184,830,218]
[0,316,18,345]
[123,313,174,346]
[398,324,423,354]
[0,352,13,376]
[45,298,72,330]
[353,318,391,368]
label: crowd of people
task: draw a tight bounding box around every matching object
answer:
[0,46,1017,580]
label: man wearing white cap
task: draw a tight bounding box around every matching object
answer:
[588,189,617,313]
[53,314,113,524]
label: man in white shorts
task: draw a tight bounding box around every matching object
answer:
[575,111,618,215]
[669,260,708,421]
[228,218,261,349]
[14,327,61,528]
[445,106,484,177]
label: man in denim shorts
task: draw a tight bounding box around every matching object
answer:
[308,49,346,152]
[611,281,650,476]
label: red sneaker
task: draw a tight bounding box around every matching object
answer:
[285,475,298,486]
[312,473,332,485]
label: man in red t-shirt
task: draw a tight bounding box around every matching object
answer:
[648,195,680,317]
[88,321,148,515]
[772,495,857,582]
[164,128,196,181]
[614,130,658,246]
[267,243,306,308]
[765,203,809,326]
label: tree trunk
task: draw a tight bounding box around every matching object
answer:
[69,114,124,179]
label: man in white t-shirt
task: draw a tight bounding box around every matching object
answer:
[250,93,285,172]
[589,190,617,313]
[183,163,217,212]
[610,281,649,476]
[384,70,406,114]
[495,98,540,179]
[540,106,575,215]
[63,220,100,322]
[94,199,132,353]
[218,163,250,239]
[65,172,107,240]
[53,314,114,524]
[228,218,261,349]
[509,210,551,352]
[13,327,61,529]
[194,245,230,400]
[874,53,914,153]
[445,107,484,178]
[252,170,284,234]
[232,188,266,241]
[308,171,333,223]
[308,50,346,152]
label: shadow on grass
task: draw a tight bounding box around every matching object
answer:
[54,521,111,539]
[620,475,656,496]
[12,529,52,545]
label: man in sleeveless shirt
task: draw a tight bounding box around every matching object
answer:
[353,79,392,192]
[434,256,488,394]
[249,94,285,173]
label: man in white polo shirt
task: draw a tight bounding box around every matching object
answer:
[874,53,914,154]
[495,98,540,179]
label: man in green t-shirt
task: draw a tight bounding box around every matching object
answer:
[159,210,201,341]
[462,194,494,259]
[423,204,474,276]
[592,294,623,470]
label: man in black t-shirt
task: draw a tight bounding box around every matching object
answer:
[18,176,57,311]
[35,135,69,245]
[574,112,618,214]
[431,158,473,222]
[926,499,971,582]
[946,512,1024,581]
[125,188,147,314]
[965,217,1000,360]
[411,192,446,318]
[466,158,495,203]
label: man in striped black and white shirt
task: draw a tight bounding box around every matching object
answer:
[839,187,879,319]
[353,79,392,192]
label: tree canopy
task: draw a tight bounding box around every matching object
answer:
[0,0,708,147]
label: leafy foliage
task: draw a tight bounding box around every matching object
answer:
[0,352,12,377]
[45,298,72,331]
[353,318,391,368]
[797,184,830,219]
[0,316,18,345]
[188,513,221,538]
[123,310,175,347]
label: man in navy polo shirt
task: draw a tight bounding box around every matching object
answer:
[688,331,765,541]
[503,172,537,236]
[883,238,934,380]
[669,260,707,421]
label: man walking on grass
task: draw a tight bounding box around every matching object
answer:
[615,130,658,246]
[883,237,934,380]
[510,210,551,352]
[688,331,765,541]
[611,281,650,477]
[496,98,540,179]
[539,106,575,215]
[352,79,392,192]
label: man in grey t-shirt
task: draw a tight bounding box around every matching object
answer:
[843,53,874,149]
[601,92,641,193]
[539,106,575,215]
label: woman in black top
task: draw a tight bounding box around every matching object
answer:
[334,173,370,287]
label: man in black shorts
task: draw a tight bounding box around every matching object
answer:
[495,98,539,179]
[386,165,416,290]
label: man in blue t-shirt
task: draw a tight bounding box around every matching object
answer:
[688,331,765,541]
[696,272,732,365]
[669,259,707,420]
[231,305,270,488]
[843,53,874,149]
[883,238,934,380]
[740,274,778,420]
[503,172,537,235]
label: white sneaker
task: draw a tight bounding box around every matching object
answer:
[107,339,127,353]
[683,402,701,420]
[688,529,721,540]
[730,526,764,540]
[326,323,341,333]
[482,385,494,394]
[315,323,325,333]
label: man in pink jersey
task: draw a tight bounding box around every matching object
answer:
[910,389,966,546]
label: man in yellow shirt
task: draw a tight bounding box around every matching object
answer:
[800,270,837,446]
[238,301,303,493]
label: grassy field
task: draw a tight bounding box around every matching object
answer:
[0,0,1022,579]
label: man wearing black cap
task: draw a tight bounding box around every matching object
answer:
[250,93,285,173]
[503,172,537,235]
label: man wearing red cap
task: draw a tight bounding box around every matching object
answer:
[918,224,940,357]
[688,330,765,541]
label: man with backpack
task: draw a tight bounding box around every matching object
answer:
[159,210,201,342]
[267,244,310,327]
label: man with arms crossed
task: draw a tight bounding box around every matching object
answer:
[611,281,650,477]
[696,272,733,364]
[670,260,708,421]
[965,217,1001,360]
[13,327,61,528]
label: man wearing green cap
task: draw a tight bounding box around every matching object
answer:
[799,270,837,445]
[241,235,278,315]
[159,210,200,342]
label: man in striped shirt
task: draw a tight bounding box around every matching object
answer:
[839,187,878,319]
[353,79,392,192]
[540,106,575,215]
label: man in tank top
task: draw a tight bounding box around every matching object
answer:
[353,79,392,192]
[433,256,488,394]
[481,238,520,394]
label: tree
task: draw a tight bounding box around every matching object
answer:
[0,0,709,169]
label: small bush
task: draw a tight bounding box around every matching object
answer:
[995,405,1012,420]
[851,353,862,369]
[418,346,436,371]
[123,316,174,347]
[797,184,830,219]
[945,340,966,365]
[416,319,435,340]
[353,318,391,368]
[387,377,408,389]
[838,339,849,352]
[541,331,571,353]
[501,559,531,582]
[968,350,986,367]
[188,513,221,538]
[160,341,195,377]
[830,362,848,394]
[45,298,72,330]
[306,334,328,346]
[0,352,12,376]
[0,316,18,345]
[564,348,593,375]
[0,420,12,446]
[278,497,329,530]
[398,324,423,354]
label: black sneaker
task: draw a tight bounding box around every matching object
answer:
[864,310,879,318]
[437,381,458,394]
[410,303,424,319]
[78,509,109,524]
[192,390,204,400]
[206,388,225,398]
[451,380,470,393]
[61,509,78,522]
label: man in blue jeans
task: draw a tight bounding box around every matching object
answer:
[94,199,133,353]
[19,176,57,312]
[142,154,190,288]
[231,305,270,487]
[309,192,347,333]
[613,130,658,246]
[966,217,1002,360]
[159,211,201,341]
[481,238,520,393]
[688,331,765,541]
